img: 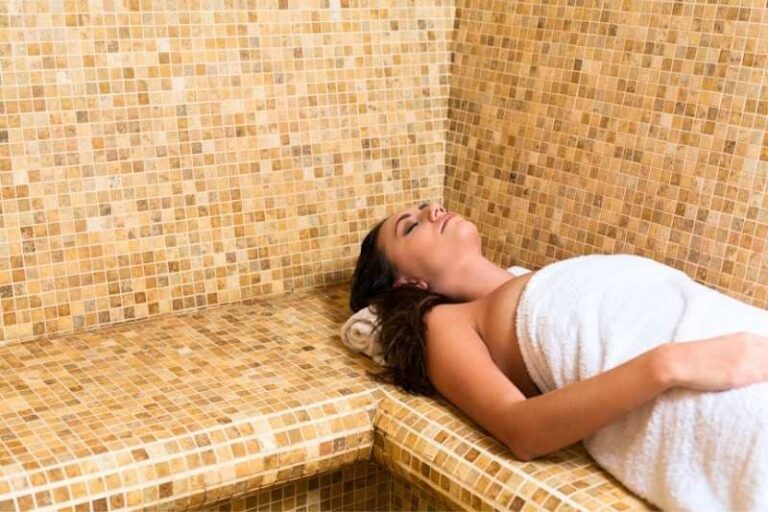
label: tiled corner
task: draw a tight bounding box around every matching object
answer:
[0,1,453,345]
[446,0,768,309]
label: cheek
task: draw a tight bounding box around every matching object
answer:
[392,244,421,273]
[448,221,481,247]
[402,238,436,272]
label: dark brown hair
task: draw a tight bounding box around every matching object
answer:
[349,218,456,396]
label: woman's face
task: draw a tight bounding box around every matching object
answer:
[376,201,481,288]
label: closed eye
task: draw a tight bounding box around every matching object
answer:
[398,202,429,237]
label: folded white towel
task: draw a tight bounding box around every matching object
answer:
[340,305,387,365]
[341,265,531,365]
[516,252,768,511]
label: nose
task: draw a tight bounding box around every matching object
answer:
[426,202,446,222]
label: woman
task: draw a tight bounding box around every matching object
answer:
[350,200,768,511]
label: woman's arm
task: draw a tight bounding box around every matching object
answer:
[428,308,763,462]
[425,308,674,462]
[512,343,675,461]
[516,331,768,460]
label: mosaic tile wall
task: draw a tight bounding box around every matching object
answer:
[201,460,394,512]
[8,0,767,345]
[445,0,768,308]
[201,459,456,511]
[0,1,452,345]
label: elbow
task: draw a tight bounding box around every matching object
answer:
[511,444,536,462]
[506,428,536,462]
[508,422,545,462]
[513,449,533,462]
[510,438,543,462]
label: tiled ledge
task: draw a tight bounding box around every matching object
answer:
[0,284,656,511]
[373,390,657,511]
[1,393,378,511]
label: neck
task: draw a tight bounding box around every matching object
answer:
[432,255,515,302]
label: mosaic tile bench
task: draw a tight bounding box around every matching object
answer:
[0,284,658,511]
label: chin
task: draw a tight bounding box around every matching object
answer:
[451,219,481,246]
[454,217,476,232]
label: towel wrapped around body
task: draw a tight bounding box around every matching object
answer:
[515,253,768,512]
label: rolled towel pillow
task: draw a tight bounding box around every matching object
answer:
[340,265,531,365]
[339,305,386,365]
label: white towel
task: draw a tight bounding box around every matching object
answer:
[341,265,531,365]
[340,305,387,366]
[515,252,768,511]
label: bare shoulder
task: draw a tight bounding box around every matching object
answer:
[423,302,485,360]
[422,302,485,380]
[425,302,476,337]
[420,300,529,457]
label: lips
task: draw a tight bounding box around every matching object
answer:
[441,214,455,234]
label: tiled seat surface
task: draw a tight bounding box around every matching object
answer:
[374,390,658,511]
[0,284,382,511]
[0,283,654,511]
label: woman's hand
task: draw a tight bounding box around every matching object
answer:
[662,332,768,391]
[663,331,768,392]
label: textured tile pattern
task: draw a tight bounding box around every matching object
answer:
[4,0,763,510]
[201,460,395,512]
[374,389,657,512]
[445,0,768,309]
[391,474,461,512]
[0,1,452,345]
[0,284,650,511]
[0,285,383,511]
[202,458,457,512]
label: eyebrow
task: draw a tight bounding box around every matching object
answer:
[394,203,429,237]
